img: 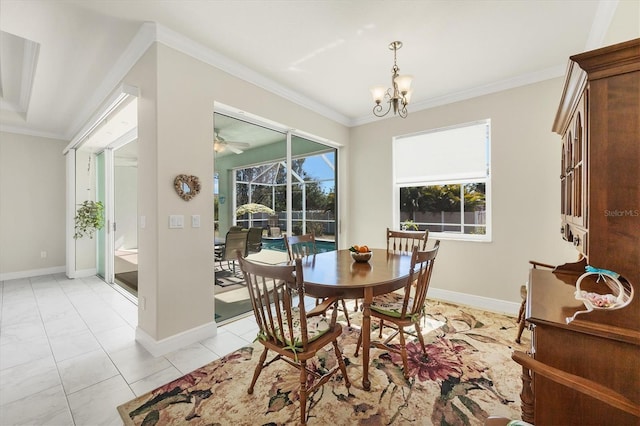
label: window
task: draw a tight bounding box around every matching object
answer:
[393,120,491,241]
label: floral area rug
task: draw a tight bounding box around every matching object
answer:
[118,300,529,425]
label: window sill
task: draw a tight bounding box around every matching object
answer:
[429,232,492,243]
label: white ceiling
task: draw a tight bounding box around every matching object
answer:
[0,0,622,141]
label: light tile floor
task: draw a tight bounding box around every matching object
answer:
[0,273,260,425]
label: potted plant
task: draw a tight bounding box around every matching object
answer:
[401,219,419,231]
[74,200,105,239]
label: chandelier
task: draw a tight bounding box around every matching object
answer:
[370,41,413,118]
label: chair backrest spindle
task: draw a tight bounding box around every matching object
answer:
[386,228,429,255]
[238,255,310,350]
[285,233,317,261]
[405,240,440,317]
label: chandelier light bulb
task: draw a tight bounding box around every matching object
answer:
[394,74,413,95]
[370,86,386,104]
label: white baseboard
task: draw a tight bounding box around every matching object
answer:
[136,320,218,357]
[0,266,66,281]
[68,268,97,279]
[428,287,521,317]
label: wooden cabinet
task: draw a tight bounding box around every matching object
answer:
[525,269,639,425]
[552,38,640,282]
[517,38,640,425]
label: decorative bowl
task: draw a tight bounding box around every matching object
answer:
[351,251,372,263]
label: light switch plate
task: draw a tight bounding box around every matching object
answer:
[192,215,201,228]
[169,215,184,228]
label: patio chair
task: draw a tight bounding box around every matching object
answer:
[246,227,263,254]
[355,241,440,379]
[216,230,248,275]
[284,233,353,327]
[237,254,351,426]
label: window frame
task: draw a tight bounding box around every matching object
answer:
[392,120,492,242]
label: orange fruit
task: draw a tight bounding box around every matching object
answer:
[359,245,369,253]
[353,245,360,251]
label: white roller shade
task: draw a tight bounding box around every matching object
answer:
[394,120,489,184]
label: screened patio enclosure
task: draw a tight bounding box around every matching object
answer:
[214,112,338,249]
[235,152,336,239]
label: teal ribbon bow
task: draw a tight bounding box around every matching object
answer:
[585,265,620,281]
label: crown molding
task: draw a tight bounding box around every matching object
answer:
[0,124,66,140]
[154,24,351,127]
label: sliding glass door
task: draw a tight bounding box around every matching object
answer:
[213,111,338,323]
[290,135,336,248]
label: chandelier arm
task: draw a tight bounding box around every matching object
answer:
[373,100,393,117]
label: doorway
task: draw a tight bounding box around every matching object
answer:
[213,109,339,324]
[95,132,138,296]
[65,88,138,296]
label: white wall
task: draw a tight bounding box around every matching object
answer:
[0,132,67,278]
[348,79,579,309]
[121,42,350,348]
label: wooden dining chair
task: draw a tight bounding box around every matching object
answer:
[386,227,429,254]
[237,254,351,426]
[284,233,353,326]
[355,240,440,379]
[374,227,430,333]
[284,233,317,259]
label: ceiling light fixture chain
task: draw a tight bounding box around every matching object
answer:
[371,40,413,119]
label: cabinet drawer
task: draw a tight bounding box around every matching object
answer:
[568,225,587,256]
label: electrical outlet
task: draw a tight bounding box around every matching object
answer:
[40,251,47,259]
[192,215,201,228]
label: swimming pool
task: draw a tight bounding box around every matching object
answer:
[261,238,335,253]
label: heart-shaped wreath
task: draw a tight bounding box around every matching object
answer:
[174,174,201,201]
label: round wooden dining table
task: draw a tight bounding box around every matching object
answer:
[299,248,413,390]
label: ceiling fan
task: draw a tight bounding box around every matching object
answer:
[214,131,250,154]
